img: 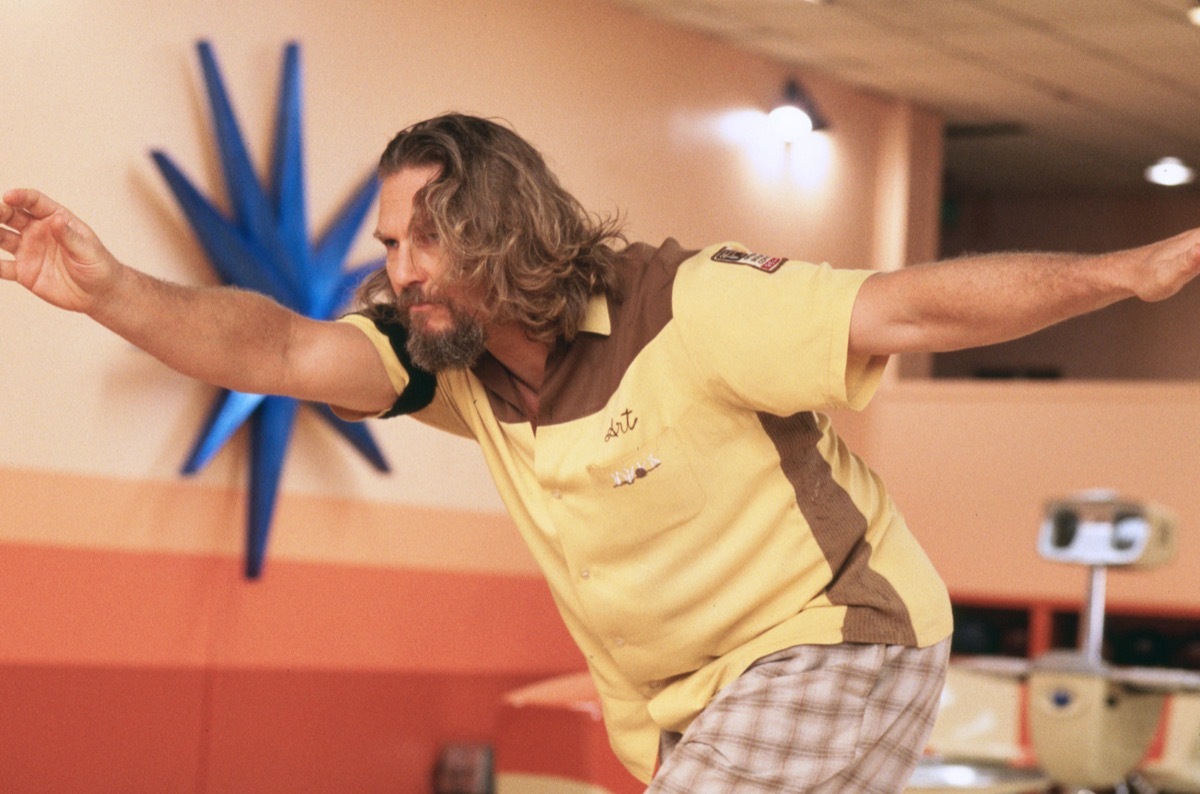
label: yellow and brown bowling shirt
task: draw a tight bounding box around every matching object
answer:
[341,239,953,782]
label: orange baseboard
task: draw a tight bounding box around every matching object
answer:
[0,663,552,792]
[0,542,591,790]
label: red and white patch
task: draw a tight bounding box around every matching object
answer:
[711,246,787,273]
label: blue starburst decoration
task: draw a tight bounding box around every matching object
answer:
[151,41,387,579]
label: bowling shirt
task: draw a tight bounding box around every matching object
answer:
[339,239,954,783]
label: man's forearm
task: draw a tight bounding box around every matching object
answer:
[2,188,397,415]
[857,251,1129,354]
[89,263,299,395]
[850,232,1200,357]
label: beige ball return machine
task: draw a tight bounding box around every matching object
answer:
[910,490,1200,794]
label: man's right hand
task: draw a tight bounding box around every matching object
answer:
[0,188,120,314]
[1,187,401,417]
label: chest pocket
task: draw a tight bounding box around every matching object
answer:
[582,426,707,543]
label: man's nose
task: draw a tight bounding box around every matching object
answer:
[386,242,422,293]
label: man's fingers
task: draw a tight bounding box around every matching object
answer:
[0,256,14,282]
[2,190,63,238]
[0,227,18,256]
[2,188,61,220]
[2,208,32,233]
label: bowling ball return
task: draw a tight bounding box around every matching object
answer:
[911,491,1200,793]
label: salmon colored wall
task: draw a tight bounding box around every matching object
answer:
[0,0,934,789]
[871,102,944,380]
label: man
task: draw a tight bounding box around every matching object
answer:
[3,113,1199,792]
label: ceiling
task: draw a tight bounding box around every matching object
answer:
[606,0,1200,196]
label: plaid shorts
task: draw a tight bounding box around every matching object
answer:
[648,639,951,794]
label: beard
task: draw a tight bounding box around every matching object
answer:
[395,286,488,372]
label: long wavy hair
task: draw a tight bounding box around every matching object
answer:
[357,113,626,344]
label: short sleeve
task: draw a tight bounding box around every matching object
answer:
[337,314,437,418]
[672,243,886,415]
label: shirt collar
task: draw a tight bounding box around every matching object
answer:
[579,292,611,336]
[467,292,612,423]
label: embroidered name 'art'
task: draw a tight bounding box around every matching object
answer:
[604,408,639,442]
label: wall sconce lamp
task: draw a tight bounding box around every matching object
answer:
[768,79,829,142]
[1188,1,1200,26]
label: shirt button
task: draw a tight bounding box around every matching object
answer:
[614,638,626,648]
[551,490,563,500]
[580,569,590,580]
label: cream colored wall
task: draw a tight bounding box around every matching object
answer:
[0,0,928,564]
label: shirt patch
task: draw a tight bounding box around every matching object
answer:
[611,454,662,488]
[711,246,787,273]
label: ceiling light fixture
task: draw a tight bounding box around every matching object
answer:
[1189,2,1200,26]
[1144,156,1195,186]
[768,79,829,142]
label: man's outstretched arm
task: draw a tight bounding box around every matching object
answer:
[0,188,397,416]
[849,229,1200,357]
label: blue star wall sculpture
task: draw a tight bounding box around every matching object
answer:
[151,41,387,579]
